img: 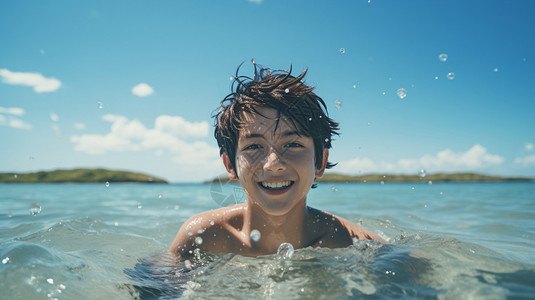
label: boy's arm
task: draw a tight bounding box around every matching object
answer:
[169,215,203,258]
[341,217,387,243]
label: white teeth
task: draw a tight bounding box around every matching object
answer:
[261,181,291,189]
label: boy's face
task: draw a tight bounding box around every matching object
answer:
[223,107,328,216]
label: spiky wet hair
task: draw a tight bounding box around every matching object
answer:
[213,62,340,175]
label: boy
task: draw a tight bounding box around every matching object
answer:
[170,63,384,258]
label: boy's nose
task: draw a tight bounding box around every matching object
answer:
[263,149,286,173]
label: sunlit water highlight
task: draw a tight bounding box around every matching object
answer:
[1,182,534,299]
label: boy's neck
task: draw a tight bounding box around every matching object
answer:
[243,201,308,254]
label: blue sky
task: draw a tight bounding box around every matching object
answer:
[1,0,534,182]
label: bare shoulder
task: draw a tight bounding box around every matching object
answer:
[334,214,386,243]
[306,207,385,248]
[169,204,246,258]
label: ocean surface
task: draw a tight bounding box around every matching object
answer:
[1,181,534,299]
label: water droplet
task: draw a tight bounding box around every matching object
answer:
[47,278,54,284]
[184,260,192,270]
[397,88,407,99]
[13,174,18,179]
[29,202,41,216]
[493,67,499,72]
[187,231,193,236]
[367,122,372,126]
[137,202,142,209]
[195,236,203,245]
[324,138,329,142]
[434,76,439,80]
[339,48,346,54]
[209,220,215,226]
[419,169,426,178]
[334,99,342,109]
[105,181,110,187]
[250,229,261,242]
[58,284,66,290]
[158,194,163,199]
[284,88,290,93]
[2,257,9,264]
[411,186,415,190]
[447,72,455,80]
[174,205,180,210]
[381,91,386,96]
[229,76,234,80]
[197,228,205,234]
[439,53,448,62]
[331,186,337,192]
[308,117,312,121]
[97,102,103,109]
[428,180,433,185]
[353,84,357,88]
[277,242,294,259]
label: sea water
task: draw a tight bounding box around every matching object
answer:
[1,182,534,299]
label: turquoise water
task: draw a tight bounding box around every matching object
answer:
[1,182,534,299]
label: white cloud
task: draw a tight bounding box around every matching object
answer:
[0,69,61,93]
[525,143,534,152]
[155,115,209,137]
[337,144,504,174]
[514,155,535,167]
[74,123,86,130]
[0,115,32,130]
[132,83,154,97]
[0,106,25,116]
[50,112,59,122]
[70,114,220,176]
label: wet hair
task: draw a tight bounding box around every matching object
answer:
[213,61,340,177]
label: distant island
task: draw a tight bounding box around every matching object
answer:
[205,172,534,184]
[0,168,167,184]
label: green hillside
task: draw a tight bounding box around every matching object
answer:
[317,172,534,183]
[0,168,167,183]
[205,172,534,184]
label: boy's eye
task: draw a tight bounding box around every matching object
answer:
[244,144,262,151]
[284,142,303,149]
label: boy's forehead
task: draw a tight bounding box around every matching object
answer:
[238,108,297,136]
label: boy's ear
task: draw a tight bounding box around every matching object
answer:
[315,148,329,178]
[222,152,238,180]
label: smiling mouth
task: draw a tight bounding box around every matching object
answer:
[259,180,294,190]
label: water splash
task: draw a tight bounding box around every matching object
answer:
[335,99,342,109]
[250,229,261,242]
[277,242,294,259]
[419,169,427,178]
[397,88,407,99]
[29,202,41,216]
